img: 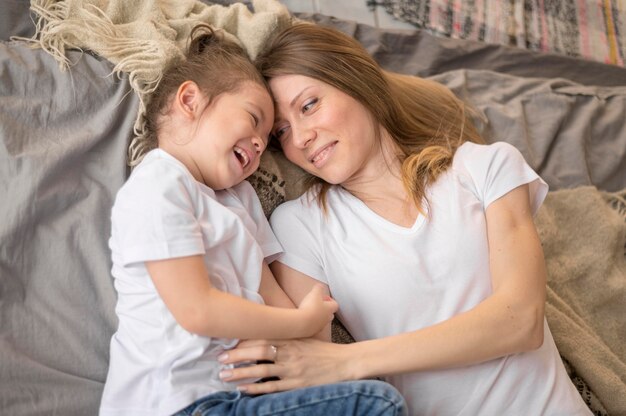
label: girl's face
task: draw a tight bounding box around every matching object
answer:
[189,82,274,190]
[269,74,381,186]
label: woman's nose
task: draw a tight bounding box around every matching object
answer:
[292,124,315,149]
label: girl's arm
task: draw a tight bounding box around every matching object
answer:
[270,261,333,341]
[145,256,337,340]
[219,184,547,392]
[258,260,297,309]
[259,260,332,340]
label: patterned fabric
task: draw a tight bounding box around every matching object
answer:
[380,0,626,66]
[248,166,286,218]
[563,359,609,416]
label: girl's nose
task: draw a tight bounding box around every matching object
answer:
[251,136,264,154]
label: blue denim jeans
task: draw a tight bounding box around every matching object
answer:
[174,380,406,416]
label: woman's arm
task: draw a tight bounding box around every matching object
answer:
[145,255,337,340]
[219,184,547,392]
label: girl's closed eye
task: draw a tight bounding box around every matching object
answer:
[249,112,259,127]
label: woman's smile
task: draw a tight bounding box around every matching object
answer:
[270,74,381,185]
[309,141,337,168]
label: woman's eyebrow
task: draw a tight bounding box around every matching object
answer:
[271,86,316,122]
[289,86,315,108]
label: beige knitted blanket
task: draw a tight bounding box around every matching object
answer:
[23,0,293,165]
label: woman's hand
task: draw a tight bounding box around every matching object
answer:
[218,338,356,394]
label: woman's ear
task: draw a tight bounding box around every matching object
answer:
[175,81,203,120]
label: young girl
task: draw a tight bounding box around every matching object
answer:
[216,23,593,416]
[99,25,407,416]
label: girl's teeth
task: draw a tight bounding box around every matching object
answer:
[234,148,249,167]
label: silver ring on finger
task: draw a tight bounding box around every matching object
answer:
[270,344,278,361]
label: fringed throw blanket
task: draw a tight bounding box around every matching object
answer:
[21,0,293,166]
[380,0,626,66]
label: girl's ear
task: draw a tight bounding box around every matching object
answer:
[175,81,203,119]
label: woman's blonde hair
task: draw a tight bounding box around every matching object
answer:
[255,23,484,214]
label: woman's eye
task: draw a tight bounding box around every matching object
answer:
[250,113,259,127]
[273,125,289,140]
[302,98,318,113]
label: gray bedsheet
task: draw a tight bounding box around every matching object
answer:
[0,41,136,413]
[1,4,625,416]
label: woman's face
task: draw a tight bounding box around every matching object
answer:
[269,74,382,186]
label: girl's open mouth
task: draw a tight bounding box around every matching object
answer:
[233,146,250,169]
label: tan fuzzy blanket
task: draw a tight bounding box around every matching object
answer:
[537,187,626,415]
[22,0,293,165]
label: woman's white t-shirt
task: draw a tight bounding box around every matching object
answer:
[270,142,591,415]
[100,149,282,416]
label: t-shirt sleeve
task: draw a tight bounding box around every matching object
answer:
[111,161,205,266]
[234,181,283,262]
[269,198,328,284]
[462,141,548,215]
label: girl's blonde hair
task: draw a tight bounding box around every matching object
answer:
[255,23,484,214]
[142,24,268,155]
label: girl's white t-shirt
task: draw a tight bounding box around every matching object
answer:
[270,142,591,416]
[100,149,282,416]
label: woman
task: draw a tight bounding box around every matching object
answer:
[216,23,591,415]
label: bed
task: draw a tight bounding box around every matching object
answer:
[1,0,625,415]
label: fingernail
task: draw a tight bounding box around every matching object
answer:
[237,386,247,392]
[218,353,228,362]
[219,370,232,379]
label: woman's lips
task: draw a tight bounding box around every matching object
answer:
[310,141,337,169]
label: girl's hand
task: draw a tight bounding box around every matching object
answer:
[218,338,355,394]
[296,284,338,337]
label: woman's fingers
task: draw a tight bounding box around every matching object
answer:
[219,340,278,365]
[219,361,281,383]
[221,338,353,392]
[237,376,303,395]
